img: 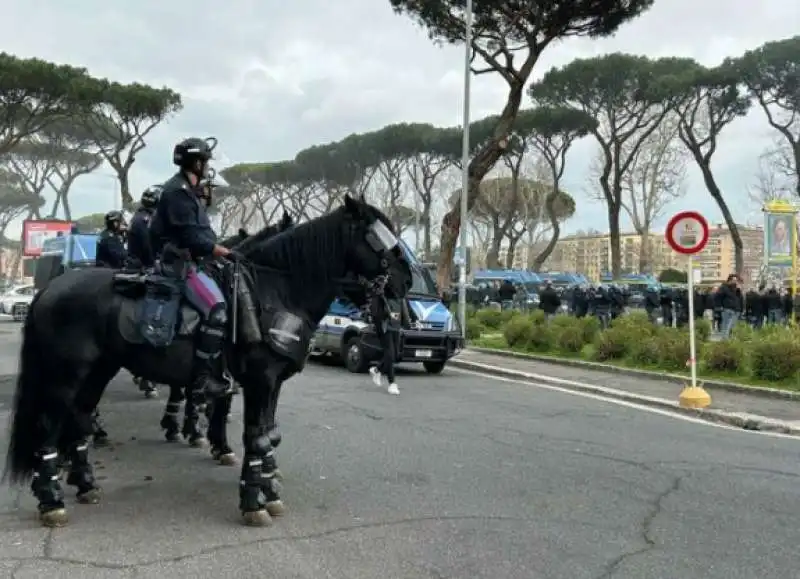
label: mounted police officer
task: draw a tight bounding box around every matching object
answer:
[96,210,128,268]
[149,137,234,399]
[127,185,162,269]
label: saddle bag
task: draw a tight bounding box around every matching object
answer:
[261,306,311,369]
[138,276,183,348]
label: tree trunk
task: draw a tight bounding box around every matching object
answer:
[435,80,527,290]
[505,237,518,269]
[638,228,650,273]
[700,163,743,275]
[116,169,132,209]
[531,186,564,271]
[422,203,432,260]
[686,150,744,275]
[608,203,622,278]
[485,230,503,270]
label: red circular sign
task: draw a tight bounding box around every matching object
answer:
[665,211,709,255]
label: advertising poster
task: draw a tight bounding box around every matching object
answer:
[764,212,796,267]
[22,220,74,257]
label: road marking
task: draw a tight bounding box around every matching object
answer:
[450,367,800,442]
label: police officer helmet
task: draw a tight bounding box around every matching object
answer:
[104,210,124,231]
[140,185,162,209]
[173,137,215,171]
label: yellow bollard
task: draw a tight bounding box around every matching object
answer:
[679,382,711,409]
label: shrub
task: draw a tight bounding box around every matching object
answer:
[578,315,601,344]
[750,336,800,382]
[554,324,585,353]
[703,340,744,373]
[529,309,546,326]
[503,316,535,348]
[610,310,655,336]
[500,309,520,325]
[594,327,630,361]
[465,319,484,340]
[475,309,504,330]
[656,328,691,371]
[693,318,712,342]
[524,324,554,353]
[627,334,662,367]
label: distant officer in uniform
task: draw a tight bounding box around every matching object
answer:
[127,185,162,268]
[149,137,234,399]
[95,210,128,268]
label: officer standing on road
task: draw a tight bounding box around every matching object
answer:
[127,185,162,269]
[367,275,409,396]
[96,210,128,268]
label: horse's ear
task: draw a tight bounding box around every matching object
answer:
[238,228,249,239]
[280,211,293,228]
[344,194,362,216]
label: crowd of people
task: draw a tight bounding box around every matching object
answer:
[468,274,798,338]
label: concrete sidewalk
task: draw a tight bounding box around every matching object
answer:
[450,349,800,435]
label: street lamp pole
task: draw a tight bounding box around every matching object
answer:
[458,0,473,338]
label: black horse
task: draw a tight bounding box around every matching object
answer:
[90,225,261,450]
[4,195,411,528]
[158,215,295,465]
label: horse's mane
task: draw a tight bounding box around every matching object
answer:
[236,213,294,253]
[240,206,350,308]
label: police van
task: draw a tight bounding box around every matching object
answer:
[33,233,98,292]
[309,241,464,374]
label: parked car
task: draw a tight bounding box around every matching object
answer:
[0,285,35,321]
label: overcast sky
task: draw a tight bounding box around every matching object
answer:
[3,0,798,238]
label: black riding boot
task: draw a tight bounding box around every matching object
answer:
[192,304,231,400]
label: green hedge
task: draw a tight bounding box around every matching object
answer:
[466,310,800,389]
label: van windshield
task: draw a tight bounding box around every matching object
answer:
[409,265,438,297]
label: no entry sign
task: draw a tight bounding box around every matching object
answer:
[665,211,709,255]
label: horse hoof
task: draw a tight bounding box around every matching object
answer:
[273,469,283,481]
[93,436,110,448]
[165,432,181,443]
[241,509,271,527]
[265,500,285,517]
[40,508,69,527]
[218,453,238,466]
[145,390,158,399]
[189,437,208,449]
[76,488,102,504]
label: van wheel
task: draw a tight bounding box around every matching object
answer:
[344,336,369,374]
[423,361,446,374]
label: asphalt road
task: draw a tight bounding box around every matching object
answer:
[1,328,799,578]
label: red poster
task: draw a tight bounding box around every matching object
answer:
[22,220,74,257]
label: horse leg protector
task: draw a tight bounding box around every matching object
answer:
[31,447,65,513]
[65,439,100,498]
[182,396,206,443]
[239,427,280,513]
[160,401,181,441]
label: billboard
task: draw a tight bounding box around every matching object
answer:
[22,220,74,257]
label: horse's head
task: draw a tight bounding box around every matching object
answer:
[341,194,412,303]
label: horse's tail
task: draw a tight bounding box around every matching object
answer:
[3,290,47,484]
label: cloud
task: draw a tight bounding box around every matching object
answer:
[1,0,798,236]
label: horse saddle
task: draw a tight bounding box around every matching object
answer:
[260,306,313,369]
[113,272,198,348]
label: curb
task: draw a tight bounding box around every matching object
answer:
[465,347,800,401]
[449,358,800,437]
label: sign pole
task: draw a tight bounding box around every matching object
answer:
[686,255,697,389]
[665,210,711,409]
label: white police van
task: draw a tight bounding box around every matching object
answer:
[309,241,464,374]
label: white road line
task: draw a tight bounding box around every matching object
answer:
[450,366,800,442]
